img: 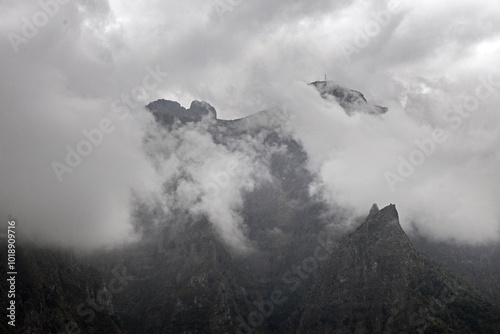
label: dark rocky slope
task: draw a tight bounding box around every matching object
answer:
[295,204,500,334]
[412,235,500,307]
[0,243,124,334]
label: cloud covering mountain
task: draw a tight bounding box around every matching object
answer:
[1,0,500,248]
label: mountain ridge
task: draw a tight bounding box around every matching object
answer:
[296,203,500,333]
[146,81,389,128]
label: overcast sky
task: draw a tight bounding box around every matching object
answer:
[1,0,500,248]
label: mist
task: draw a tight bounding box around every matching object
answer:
[136,116,278,253]
[280,79,500,244]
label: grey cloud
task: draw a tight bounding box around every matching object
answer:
[1,0,499,249]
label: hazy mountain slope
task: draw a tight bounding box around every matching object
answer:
[0,243,124,334]
[412,235,500,307]
[295,204,500,334]
[86,220,249,334]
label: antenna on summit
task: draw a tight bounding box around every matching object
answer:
[324,74,327,82]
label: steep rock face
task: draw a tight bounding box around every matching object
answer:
[0,245,124,334]
[310,80,388,116]
[412,235,500,307]
[8,87,500,334]
[296,204,500,334]
[87,220,249,334]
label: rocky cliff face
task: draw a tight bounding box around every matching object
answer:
[296,204,500,334]
[0,244,124,334]
[146,99,217,127]
[412,234,500,307]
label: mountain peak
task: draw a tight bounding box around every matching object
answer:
[309,80,388,116]
[146,99,217,126]
[351,203,410,254]
[297,202,500,333]
[378,203,399,222]
[367,203,379,218]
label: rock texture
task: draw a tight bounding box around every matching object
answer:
[0,245,124,334]
[296,204,500,333]
[310,80,388,116]
[413,235,500,307]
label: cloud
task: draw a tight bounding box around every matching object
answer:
[1,0,499,248]
[136,117,275,253]
[278,75,500,244]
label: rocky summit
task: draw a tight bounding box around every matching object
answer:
[310,81,388,116]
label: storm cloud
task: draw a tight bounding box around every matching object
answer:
[1,0,499,248]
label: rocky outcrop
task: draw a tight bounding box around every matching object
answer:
[146,99,217,127]
[310,80,388,116]
[0,245,124,334]
[296,204,500,333]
